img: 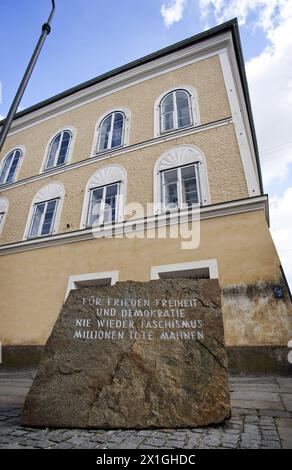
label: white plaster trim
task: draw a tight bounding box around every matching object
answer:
[80,165,127,229]
[4,34,230,136]
[23,181,65,240]
[40,126,76,173]
[0,197,9,236]
[150,259,219,280]
[0,146,25,185]
[154,85,200,137]
[90,108,131,157]
[219,51,260,196]
[0,195,268,255]
[0,117,232,193]
[154,145,211,213]
[65,270,119,300]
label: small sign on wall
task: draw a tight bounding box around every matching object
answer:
[273,286,284,299]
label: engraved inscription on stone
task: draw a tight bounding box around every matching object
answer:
[22,279,230,429]
[74,295,204,342]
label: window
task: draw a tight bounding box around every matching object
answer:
[161,164,200,209]
[24,182,64,240]
[151,260,219,280]
[0,198,9,235]
[45,130,72,170]
[160,90,192,133]
[0,149,22,184]
[87,183,119,227]
[97,112,125,152]
[81,165,126,229]
[28,199,59,238]
[65,271,119,300]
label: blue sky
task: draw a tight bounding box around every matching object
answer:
[0,0,292,287]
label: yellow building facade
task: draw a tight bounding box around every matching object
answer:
[0,21,291,372]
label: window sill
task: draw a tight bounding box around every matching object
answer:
[159,124,197,137]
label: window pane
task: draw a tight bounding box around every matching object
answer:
[176,91,191,128]
[161,93,174,131]
[57,132,71,166]
[163,169,179,208]
[164,182,178,208]
[88,188,103,226]
[0,152,14,184]
[99,115,112,151]
[111,113,124,148]
[6,151,21,183]
[181,165,199,205]
[46,134,61,169]
[163,168,178,184]
[41,200,57,235]
[30,203,45,238]
[104,184,118,224]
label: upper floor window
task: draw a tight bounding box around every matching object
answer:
[154,145,210,214]
[87,183,119,227]
[80,165,126,229]
[160,89,192,133]
[0,197,9,236]
[24,182,64,240]
[28,199,59,238]
[162,164,200,210]
[97,112,125,152]
[45,130,72,170]
[0,149,22,184]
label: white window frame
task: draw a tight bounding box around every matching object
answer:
[0,147,24,185]
[154,145,210,214]
[27,198,59,239]
[150,260,219,280]
[40,126,76,173]
[91,108,131,157]
[161,163,201,210]
[0,198,9,236]
[97,112,125,152]
[80,165,126,229]
[87,182,120,227]
[160,89,193,134]
[24,182,64,240]
[154,85,200,137]
[65,271,119,300]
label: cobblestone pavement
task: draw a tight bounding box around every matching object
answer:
[0,370,291,449]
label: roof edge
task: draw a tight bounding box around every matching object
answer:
[0,19,237,124]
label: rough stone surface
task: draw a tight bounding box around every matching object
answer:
[22,279,230,429]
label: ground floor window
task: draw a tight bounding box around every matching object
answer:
[151,260,218,280]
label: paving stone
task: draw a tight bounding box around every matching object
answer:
[165,439,185,448]
[259,410,292,418]
[1,369,292,449]
[282,395,292,412]
[232,408,258,416]
[143,437,167,447]
[275,417,292,449]
[119,439,145,449]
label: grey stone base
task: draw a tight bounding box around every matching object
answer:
[227,346,292,376]
[1,345,292,375]
[1,346,43,369]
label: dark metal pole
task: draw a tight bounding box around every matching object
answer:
[0,0,55,153]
